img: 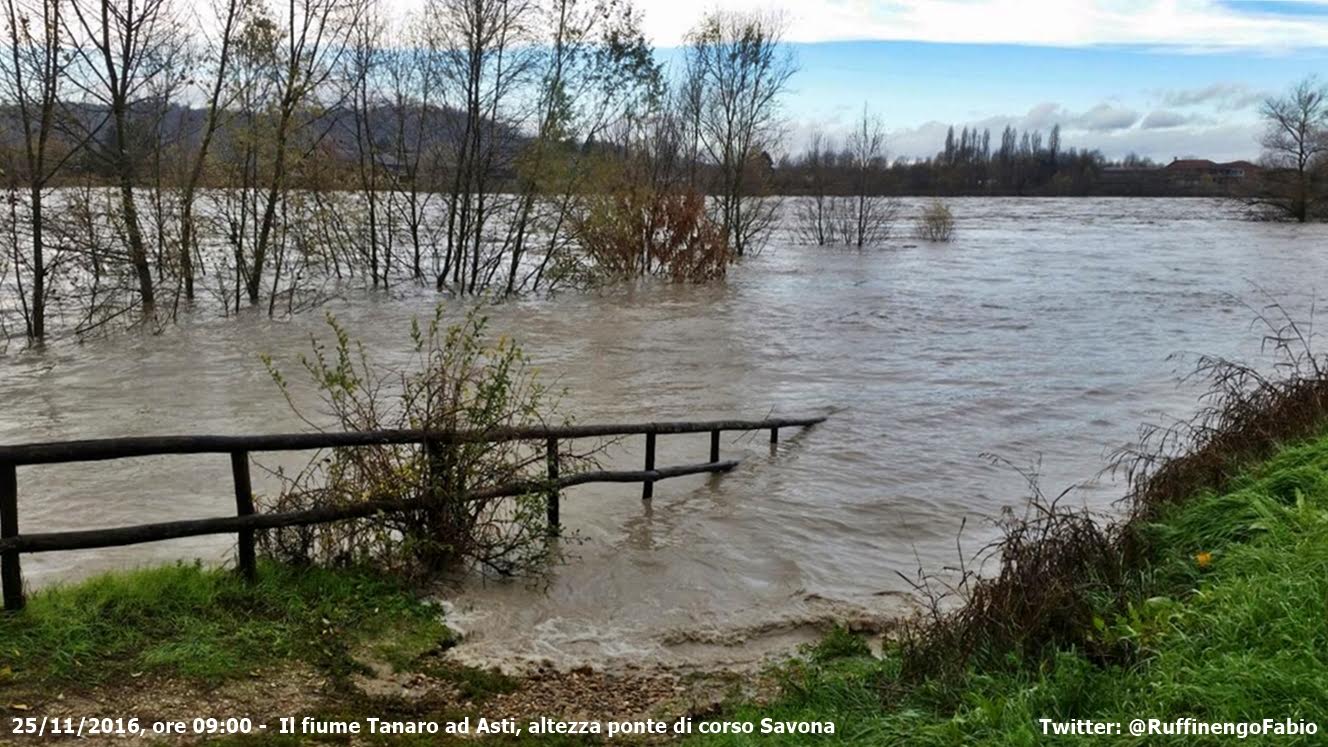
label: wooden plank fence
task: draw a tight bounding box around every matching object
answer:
[0,415,827,612]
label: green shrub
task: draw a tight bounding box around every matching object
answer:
[261,305,581,579]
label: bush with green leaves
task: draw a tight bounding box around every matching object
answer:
[261,305,583,579]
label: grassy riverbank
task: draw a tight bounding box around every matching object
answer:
[0,562,453,691]
[0,562,581,744]
[0,561,712,746]
[689,430,1328,745]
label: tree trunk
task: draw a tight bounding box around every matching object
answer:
[29,186,44,339]
[113,117,155,311]
[179,197,196,299]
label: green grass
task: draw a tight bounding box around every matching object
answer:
[0,560,450,690]
[0,560,545,746]
[685,433,1328,745]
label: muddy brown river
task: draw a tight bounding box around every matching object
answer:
[2,197,1326,672]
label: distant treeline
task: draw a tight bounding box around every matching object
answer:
[778,123,1238,198]
[14,107,1223,199]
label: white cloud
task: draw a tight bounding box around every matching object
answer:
[795,101,1259,161]
[383,0,1328,49]
[383,0,1328,50]
[1140,109,1202,128]
[617,0,1328,49]
[1157,82,1269,110]
[1021,102,1064,131]
[1071,103,1141,131]
[1087,122,1261,161]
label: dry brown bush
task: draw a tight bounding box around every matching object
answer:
[574,186,732,282]
[914,200,956,242]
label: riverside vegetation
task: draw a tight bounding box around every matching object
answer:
[258,305,581,580]
[685,434,1328,745]
[0,0,798,345]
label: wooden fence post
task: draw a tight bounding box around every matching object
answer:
[643,432,657,500]
[710,430,721,463]
[1,461,22,612]
[423,438,450,496]
[546,437,559,533]
[1,459,22,611]
[770,427,779,447]
[422,439,438,495]
[230,451,256,581]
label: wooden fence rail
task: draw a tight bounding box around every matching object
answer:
[0,415,826,612]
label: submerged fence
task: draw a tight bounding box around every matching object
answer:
[0,415,827,611]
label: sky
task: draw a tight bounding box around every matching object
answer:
[778,40,1316,162]
[387,0,1328,161]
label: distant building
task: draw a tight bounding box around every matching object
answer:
[1165,158,1262,184]
[1218,160,1261,178]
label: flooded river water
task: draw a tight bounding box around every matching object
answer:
[3,197,1326,672]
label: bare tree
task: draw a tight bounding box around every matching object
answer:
[383,13,442,283]
[1257,77,1328,222]
[234,0,365,307]
[207,2,280,314]
[429,0,536,294]
[140,27,194,303]
[176,0,242,301]
[68,0,186,313]
[797,110,897,248]
[842,105,897,247]
[502,0,658,296]
[347,3,388,288]
[796,132,833,245]
[0,0,82,339]
[685,10,795,256]
[0,0,798,340]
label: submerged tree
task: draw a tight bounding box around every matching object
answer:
[428,0,537,295]
[176,0,243,302]
[215,0,367,310]
[795,107,898,248]
[0,0,81,339]
[0,0,789,345]
[841,105,898,247]
[795,132,834,245]
[684,10,795,257]
[379,15,440,283]
[915,199,955,242]
[1256,77,1328,223]
[68,0,187,314]
[502,0,659,295]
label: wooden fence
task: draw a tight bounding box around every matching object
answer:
[0,415,827,611]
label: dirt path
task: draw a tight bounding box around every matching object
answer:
[1,659,771,745]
